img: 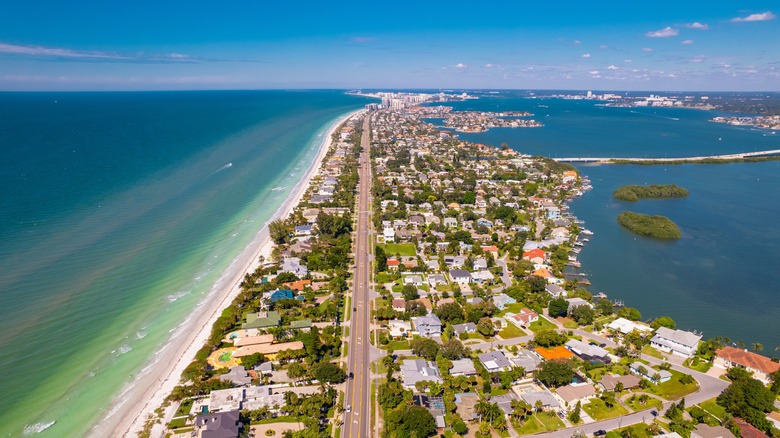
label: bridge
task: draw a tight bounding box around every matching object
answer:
[553,148,780,163]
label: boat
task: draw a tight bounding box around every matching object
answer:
[581,229,593,235]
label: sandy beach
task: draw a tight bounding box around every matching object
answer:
[101,109,363,438]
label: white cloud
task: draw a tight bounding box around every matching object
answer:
[484,63,493,68]
[589,70,600,75]
[607,65,619,70]
[573,40,582,45]
[731,11,776,22]
[692,55,707,63]
[681,40,694,45]
[685,22,710,30]
[624,59,633,63]
[599,44,608,49]
[642,48,653,52]
[645,27,679,38]
[455,63,467,68]
[0,42,128,59]
[581,53,591,58]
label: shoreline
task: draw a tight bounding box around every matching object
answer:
[104,109,362,438]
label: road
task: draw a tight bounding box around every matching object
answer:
[343,115,373,438]
[553,148,780,163]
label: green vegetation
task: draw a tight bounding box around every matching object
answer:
[717,373,777,435]
[582,398,629,420]
[382,404,436,438]
[617,211,682,239]
[613,184,689,202]
[625,394,663,412]
[498,324,526,339]
[647,370,700,400]
[534,360,574,388]
[528,318,557,332]
[379,243,417,257]
[609,155,780,165]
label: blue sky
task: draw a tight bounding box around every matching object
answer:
[1,1,778,91]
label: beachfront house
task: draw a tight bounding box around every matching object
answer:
[279,257,308,277]
[714,346,780,384]
[194,410,242,438]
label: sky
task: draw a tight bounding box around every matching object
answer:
[0,1,778,91]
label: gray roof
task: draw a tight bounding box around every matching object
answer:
[519,390,560,409]
[509,349,542,372]
[489,393,518,415]
[478,351,512,372]
[652,327,702,349]
[195,410,241,438]
[449,269,472,279]
[450,359,477,376]
[219,366,252,386]
[400,359,443,387]
[452,322,476,334]
[566,339,610,359]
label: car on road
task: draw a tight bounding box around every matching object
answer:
[594,430,607,436]
[349,372,354,379]
[651,410,658,417]
[345,405,351,413]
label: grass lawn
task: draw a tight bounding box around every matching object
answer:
[604,421,668,438]
[380,243,417,257]
[498,303,526,316]
[582,398,629,421]
[391,284,403,293]
[647,370,699,400]
[343,341,348,357]
[625,395,663,412]
[375,272,394,283]
[641,345,665,359]
[528,318,557,332]
[383,339,410,350]
[698,398,727,420]
[168,417,188,429]
[557,317,579,329]
[498,324,526,339]
[174,400,194,417]
[685,356,713,373]
[516,412,565,434]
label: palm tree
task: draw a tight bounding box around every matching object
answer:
[752,342,764,352]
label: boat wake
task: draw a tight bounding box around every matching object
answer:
[270,186,286,192]
[23,421,55,435]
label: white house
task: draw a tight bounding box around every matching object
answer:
[650,327,702,358]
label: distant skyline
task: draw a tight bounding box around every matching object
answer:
[1,1,779,91]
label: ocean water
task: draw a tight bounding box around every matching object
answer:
[0,91,365,437]
[434,95,780,350]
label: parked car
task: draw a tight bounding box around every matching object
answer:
[594,431,607,436]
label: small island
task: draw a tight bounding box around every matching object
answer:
[613,184,689,202]
[617,211,682,239]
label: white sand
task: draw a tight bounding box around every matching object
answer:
[103,109,362,438]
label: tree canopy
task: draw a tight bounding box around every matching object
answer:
[535,360,574,388]
[383,404,437,438]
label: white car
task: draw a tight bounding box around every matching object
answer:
[346,405,352,413]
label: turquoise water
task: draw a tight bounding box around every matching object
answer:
[435,95,780,350]
[0,91,365,436]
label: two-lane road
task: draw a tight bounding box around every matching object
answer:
[344,115,373,438]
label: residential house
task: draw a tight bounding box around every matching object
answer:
[219,366,252,386]
[506,308,539,327]
[279,257,308,277]
[400,359,443,389]
[404,275,424,286]
[508,349,542,374]
[383,227,396,243]
[450,359,478,377]
[451,322,476,337]
[443,217,458,228]
[565,339,611,364]
[555,383,597,408]
[386,259,401,270]
[535,346,575,361]
[512,385,560,411]
[471,270,494,284]
[294,224,313,236]
[565,297,592,314]
[391,299,407,312]
[478,351,512,373]
[388,319,412,338]
[714,346,780,384]
[194,410,242,438]
[428,273,446,287]
[243,311,282,330]
[598,374,641,392]
[489,393,519,416]
[545,284,566,298]
[449,269,472,285]
[691,424,736,438]
[266,289,294,303]
[413,313,442,338]
[606,317,653,336]
[492,293,516,310]
[650,327,702,358]
[629,362,672,383]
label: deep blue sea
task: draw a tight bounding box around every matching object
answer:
[434,94,780,350]
[0,91,365,437]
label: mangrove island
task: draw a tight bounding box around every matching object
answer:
[613,184,689,202]
[617,211,682,239]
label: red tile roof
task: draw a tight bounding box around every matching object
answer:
[716,346,780,375]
